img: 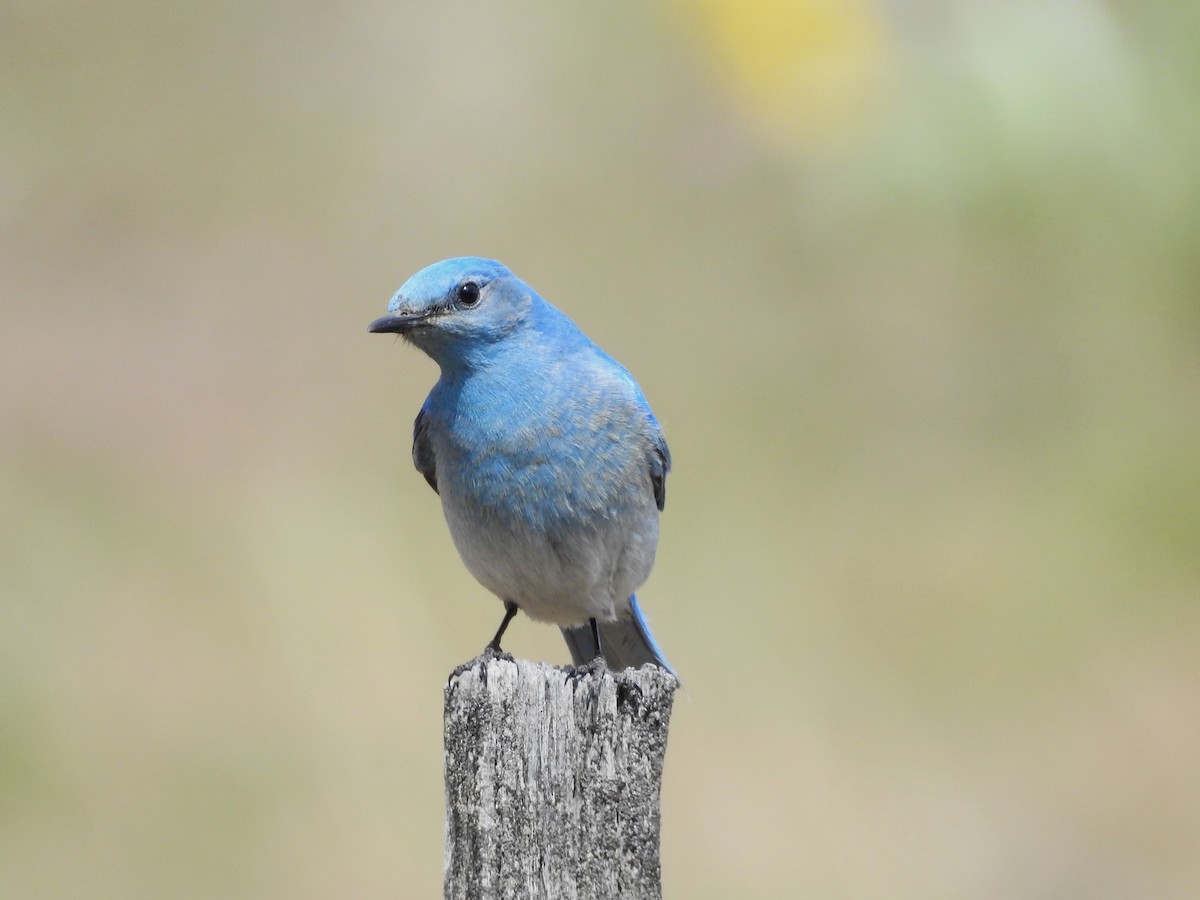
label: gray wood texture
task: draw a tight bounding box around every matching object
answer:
[444,654,678,900]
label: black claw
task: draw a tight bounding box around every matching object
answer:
[448,659,476,682]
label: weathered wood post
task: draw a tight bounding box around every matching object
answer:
[444,654,678,900]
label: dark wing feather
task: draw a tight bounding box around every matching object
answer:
[413,406,438,493]
[648,424,670,512]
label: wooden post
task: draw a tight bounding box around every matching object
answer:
[443,654,678,900]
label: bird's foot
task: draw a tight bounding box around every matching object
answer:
[568,654,609,681]
[481,642,515,663]
[448,645,514,685]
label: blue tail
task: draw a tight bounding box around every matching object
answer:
[560,595,675,676]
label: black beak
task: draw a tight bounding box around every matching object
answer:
[369,312,429,334]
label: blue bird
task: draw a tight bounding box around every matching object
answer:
[370,257,673,673]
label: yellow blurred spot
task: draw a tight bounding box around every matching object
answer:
[672,0,889,152]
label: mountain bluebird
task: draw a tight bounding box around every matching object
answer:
[370,257,673,673]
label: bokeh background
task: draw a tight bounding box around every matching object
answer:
[4,1,1199,896]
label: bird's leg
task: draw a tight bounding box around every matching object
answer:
[487,600,519,653]
[589,617,603,662]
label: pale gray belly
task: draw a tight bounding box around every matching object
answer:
[441,496,659,625]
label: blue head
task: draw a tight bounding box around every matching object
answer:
[369,257,545,368]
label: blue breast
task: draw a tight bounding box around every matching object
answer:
[428,353,649,533]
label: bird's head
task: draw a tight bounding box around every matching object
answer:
[369,257,533,366]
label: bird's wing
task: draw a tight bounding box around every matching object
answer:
[595,351,671,512]
[412,406,438,493]
[647,416,670,511]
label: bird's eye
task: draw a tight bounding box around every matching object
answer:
[456,281,481,307]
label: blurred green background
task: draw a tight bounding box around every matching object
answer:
[3,0,1198,897]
